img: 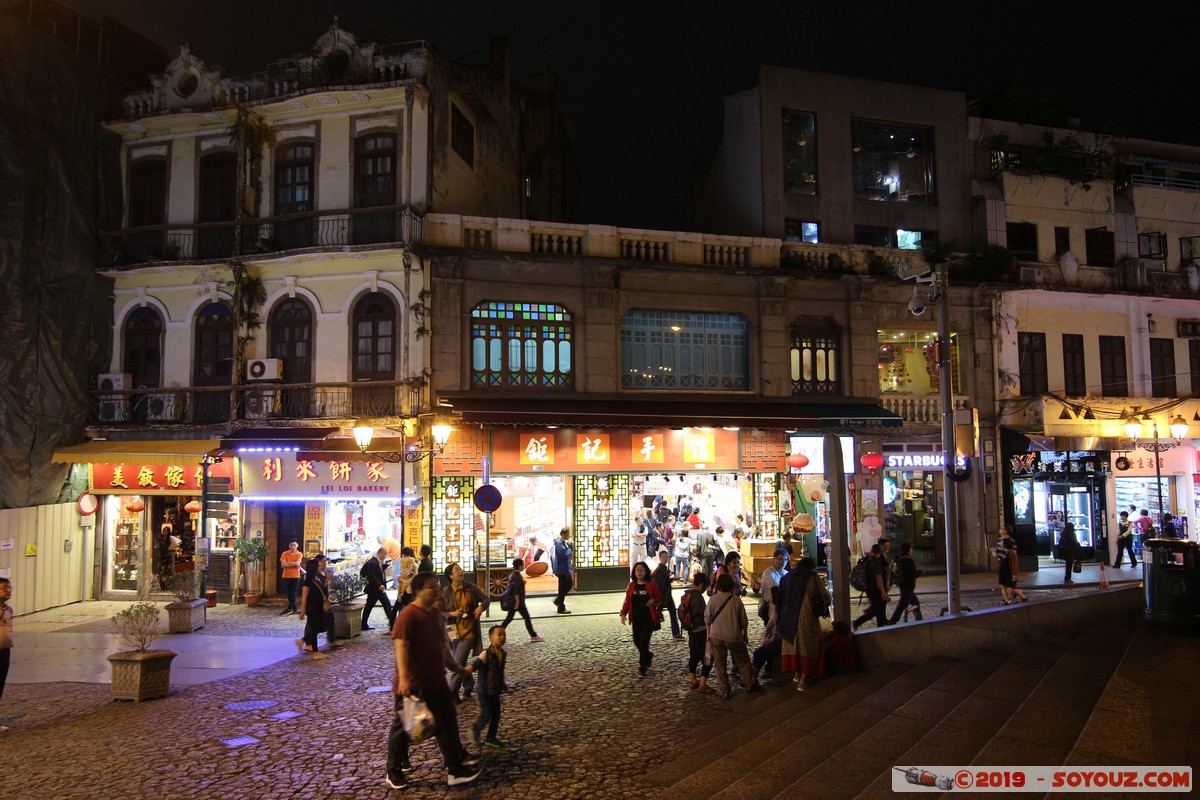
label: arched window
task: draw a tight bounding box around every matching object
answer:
[352,292,396,415]
[620,310,747,390]
[193,302,233,422]
[353,133,397,243]
[470,302,573,389]
[790,317,841,395]
[268,298,313,418]
[123,307,162,390]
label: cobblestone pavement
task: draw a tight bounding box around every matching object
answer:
[0,578,1120,799]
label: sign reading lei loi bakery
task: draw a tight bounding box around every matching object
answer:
[89,460,238,495]
[242,452,407,496]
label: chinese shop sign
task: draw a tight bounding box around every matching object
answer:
[489,428,738,473]
[90,460,237,494]
[242,453,407,496]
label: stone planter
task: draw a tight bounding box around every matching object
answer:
[165,598,207,633]
[330,602,363,639]
[245,592,261,607]
[107,650,177,702]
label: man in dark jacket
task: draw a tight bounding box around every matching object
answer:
[361,547,394,630]
[852,545,890,629]
[417,544,434,575]
[886,542,923,624]
[653,550,683,638]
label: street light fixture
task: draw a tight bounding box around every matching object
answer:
[1124,412,1189,525]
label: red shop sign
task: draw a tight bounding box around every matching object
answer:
[89,460,237,495]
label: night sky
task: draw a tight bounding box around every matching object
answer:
[68,1,1200,231]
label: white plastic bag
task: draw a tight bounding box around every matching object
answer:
[400,695,436,742]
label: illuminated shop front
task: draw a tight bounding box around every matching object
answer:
[239,449,421,589]
[878,445,967,565]
[1006,450,1108,562]
[784,435,857,568]
[86,457,237,600]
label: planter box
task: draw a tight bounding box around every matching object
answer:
[165,598,207,633]
[107,650,177,702]
[330,602,363,639]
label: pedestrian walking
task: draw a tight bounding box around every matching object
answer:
[551,526,575,614]
[887,542,924,623]
[619,561,662,678]
[416,544,434,575]
[671,527,693,583]
[705,573,761,699]
[1000,539,1028,603]
[386,572,480,789]
[1059,522,1080,584]
[442,563,489,702]
[694,526,720,583]
[652,550,683,639]
[778,557,830,691]
[394,546,418,610]
[465,625,509,749]
[279,540,304,615]
[1114,511,1138,568]
[379,535,402,589]
[296,555,335,658]
[0,577,13,728]
[499,558,543,642]
[360,547,395,631]
[711,550,746,597]
[852,544,890,629]
[679,572,712,692]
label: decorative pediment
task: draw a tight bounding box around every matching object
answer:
[149,43,226,110]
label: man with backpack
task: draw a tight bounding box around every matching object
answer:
[886,542,924,624]
[851,544,890,630]
[499,558,544,642]
[552,527,575,614]
[694,526,720,581]
[679,572,712,692]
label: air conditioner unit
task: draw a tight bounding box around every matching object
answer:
[145,392,180,422]
[1019,267,1043,284]
[246,358,283,381]
[244,388,278,420]
[97,373,132,422]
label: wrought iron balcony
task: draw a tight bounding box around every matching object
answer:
[98,206,422,269]
[91,381,420,428]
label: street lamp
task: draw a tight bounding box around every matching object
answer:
[1124,412,1188,525]
[352,417,453,552]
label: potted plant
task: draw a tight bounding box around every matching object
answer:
[234,536,269,606]
[328,571,366,639]
[107,602,177,702]
[165,570,207,633]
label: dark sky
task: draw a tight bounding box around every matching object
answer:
[71,1,1200,231]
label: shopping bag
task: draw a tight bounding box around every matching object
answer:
[1072,559,1082,574]
[399,695,437,743]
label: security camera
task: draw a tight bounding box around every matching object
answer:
[907,287,928,317]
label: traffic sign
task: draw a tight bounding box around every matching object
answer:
[473,484,503,513]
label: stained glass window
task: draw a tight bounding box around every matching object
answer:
[620,310,748,390]
[790,317,841,395]
[470,302,573,389]
[432,475,476,573]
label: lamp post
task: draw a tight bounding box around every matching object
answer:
[1124,413,1188,526]
[353,418,453,551]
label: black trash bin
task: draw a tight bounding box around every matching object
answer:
[1143,538,1200,628]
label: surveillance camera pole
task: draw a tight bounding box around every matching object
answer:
[931,263,962,616]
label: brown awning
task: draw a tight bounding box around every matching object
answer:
[52,439,221,466]
[438,394,901,431]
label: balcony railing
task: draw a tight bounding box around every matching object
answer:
[881,394,970,426]
[1117,174,1200,193]
[91,381,420,427]
[98,206,422,269]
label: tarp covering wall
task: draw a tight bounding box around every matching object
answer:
[0,22,115,508]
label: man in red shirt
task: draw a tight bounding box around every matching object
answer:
[386,572,480,789]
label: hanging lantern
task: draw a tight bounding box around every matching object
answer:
[184,499,203,515]
[125,498,145,513]
[860,452,885,474]
[785,453,810,470]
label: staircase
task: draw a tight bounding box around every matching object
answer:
[648,615,1188,799]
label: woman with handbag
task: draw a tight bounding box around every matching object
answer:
[297,554,332,659]
[1059,523,1080,584]
[619,561,662,678]
[777,556,830,691]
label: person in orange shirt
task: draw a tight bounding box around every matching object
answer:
[279,540,305,615]
[379,536,403,588]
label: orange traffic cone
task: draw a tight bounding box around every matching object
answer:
[1099,561,1110,590]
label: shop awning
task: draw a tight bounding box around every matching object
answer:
[220,427,340,450]
[52,439,222,466]
[439,394,902,431]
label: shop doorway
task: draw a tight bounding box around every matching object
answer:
[275,502,306,587]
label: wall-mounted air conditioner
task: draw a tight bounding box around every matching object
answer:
[244,388,278,420]
[1019,267,1042,284]
[246,358,283,381]
[97,373,132,422]
[145,392,180,422]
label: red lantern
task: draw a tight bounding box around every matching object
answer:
[125,498,145,513]
[184,500,203,515]
[861,452,885,474]
[785,453,810,470]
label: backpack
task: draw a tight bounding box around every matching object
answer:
[359,560,373,579]
[500,574,518,612]
[678,589,699,631]
[849,556,869,592]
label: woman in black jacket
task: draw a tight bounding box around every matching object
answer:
[1059,523,1080,584]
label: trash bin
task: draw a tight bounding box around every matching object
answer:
[206,590,218,608]
[1143,538,1200,628]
